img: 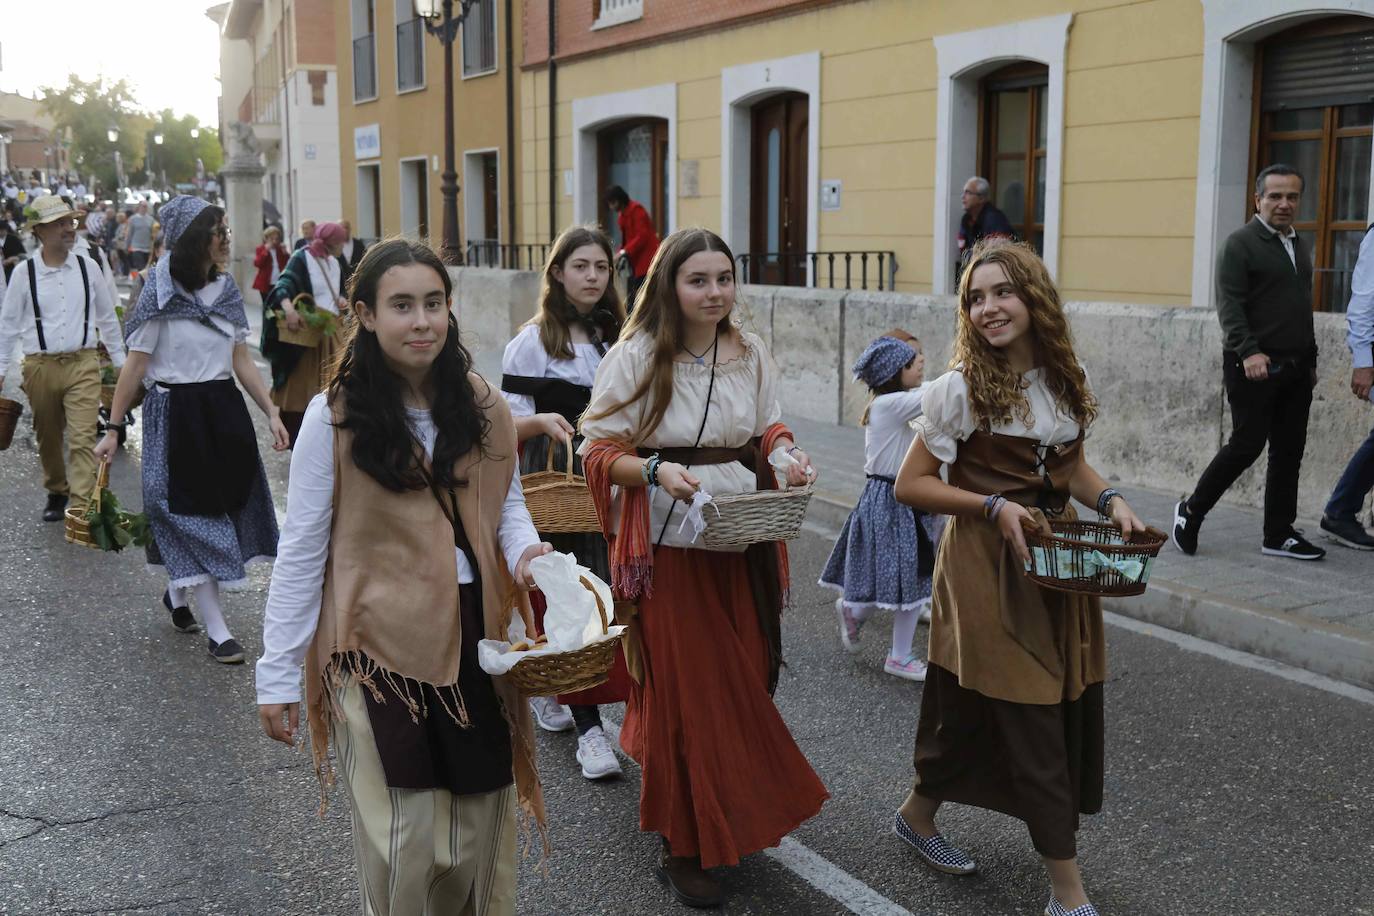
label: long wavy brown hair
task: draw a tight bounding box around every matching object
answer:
[581,228,739,442]
[530,225,625,359]
[954,240,1096,430]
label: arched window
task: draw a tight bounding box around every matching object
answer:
[1253,17,1374,311]
[980,62,1048,254]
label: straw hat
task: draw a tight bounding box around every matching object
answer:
[25,195,78,226]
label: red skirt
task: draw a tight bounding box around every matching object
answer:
[619,547,828,868]
[530,590,632,706]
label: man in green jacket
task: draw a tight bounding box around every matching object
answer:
[1172,164,1325,561]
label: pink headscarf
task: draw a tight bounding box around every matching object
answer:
[307,221,347,259]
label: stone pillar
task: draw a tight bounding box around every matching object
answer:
[221,121,266,307]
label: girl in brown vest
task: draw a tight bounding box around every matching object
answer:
[892,240,1144,916]
[256,239,549,915]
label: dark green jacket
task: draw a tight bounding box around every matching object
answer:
[1215,217,1315,360]
[259,249,313,391]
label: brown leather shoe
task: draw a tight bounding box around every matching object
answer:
[654,840,723,908]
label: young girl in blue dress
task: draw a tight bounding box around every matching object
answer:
[819,330,941,681]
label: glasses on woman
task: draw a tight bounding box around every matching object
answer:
[216,225,232,240]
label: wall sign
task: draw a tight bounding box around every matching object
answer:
[820,179,841,211]
[353,124,381,160]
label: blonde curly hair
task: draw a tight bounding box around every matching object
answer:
[953,240,1097,431]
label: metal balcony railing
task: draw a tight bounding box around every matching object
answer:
[735,250,899,291]
[396,19,425,91]
[353,34,378,100]
[465,241,550,270]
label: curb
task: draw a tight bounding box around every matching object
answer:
[803,493,1374,691]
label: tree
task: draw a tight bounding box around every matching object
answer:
[142,111,222,188]
[39,76,151,194]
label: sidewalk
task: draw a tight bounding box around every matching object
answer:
[786,413,1374,690]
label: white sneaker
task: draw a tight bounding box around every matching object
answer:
[529,696,574,733]
[575,726,623,780]
[883,653,928,682]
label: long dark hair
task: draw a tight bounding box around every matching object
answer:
[531,224,624,359]
[328,238,490,492]
[168,206,224,291]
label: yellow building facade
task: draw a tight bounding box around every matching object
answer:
[334,0,524,259]
[516,0,1374,309]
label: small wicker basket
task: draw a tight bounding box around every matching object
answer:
[1023,520,1166,597]
[99,384,117,411]
[521,437,601,534]
[276,294,325,348]
[503,576,622,696]
[0,397,22,451]
[699,482,813,549]
[64,460,110,549]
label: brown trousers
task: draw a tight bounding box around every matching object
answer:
[20,349,101,503]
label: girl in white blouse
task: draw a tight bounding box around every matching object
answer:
[578,228,827,909]
[500,226,629,780]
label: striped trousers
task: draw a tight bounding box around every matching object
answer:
[333,682,517,916]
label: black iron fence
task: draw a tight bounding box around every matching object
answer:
[465,240,550,270]
[735,250,898,291]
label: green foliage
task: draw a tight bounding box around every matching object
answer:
[84,487,153,553]
[99,365,118,386]
[271,294,338,337]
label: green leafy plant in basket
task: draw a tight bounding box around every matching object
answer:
[270,293,338,337]
[99,364,118,386]
[85,487,154,553]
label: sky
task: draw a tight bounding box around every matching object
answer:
[0,0,222,124]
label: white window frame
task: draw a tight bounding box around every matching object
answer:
[397,155,430,240]
[463,147,502,246]
[356,161,383,240]
[350,0,379,104]
[460,0,498,81]
[1192,0,1374,309]
[394,0,427,95]
[930,14,1071,295]
[571,83,677,233]
[592,0,643,31]
[720,51,821,265]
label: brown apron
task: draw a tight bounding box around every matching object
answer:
[926,430,1106,705]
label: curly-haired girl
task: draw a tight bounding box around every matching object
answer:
[889,240,1145,916]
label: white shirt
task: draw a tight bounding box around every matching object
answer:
[304,252,342,314]
[125,278,245,386]
[915,367,1084,465]
[864,386,926,478]
[73,235,121,309]
[500,323,603,417]
[1257,215,1298,269]
[1347,227,1374,372]
[255,393,541,705]
[0,250,126,378]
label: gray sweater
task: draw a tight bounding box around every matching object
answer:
[1215,217,1315,361]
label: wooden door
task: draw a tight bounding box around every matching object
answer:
[750,92,809,286]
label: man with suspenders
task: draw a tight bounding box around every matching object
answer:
[0,195,127,521]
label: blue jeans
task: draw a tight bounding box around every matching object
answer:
[1325,422,1374,521]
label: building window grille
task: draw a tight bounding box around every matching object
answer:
[351,0,378,101]
[462,0,497,77]
[396,0,425,91]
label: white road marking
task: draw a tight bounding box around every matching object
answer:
[597,716,921,916]
[1104,611,1374,707]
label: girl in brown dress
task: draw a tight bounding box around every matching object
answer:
[892,240,1144,916]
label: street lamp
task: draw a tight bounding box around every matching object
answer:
[190,128,200,140]
[107,126,124,193]
[414,0,483,264]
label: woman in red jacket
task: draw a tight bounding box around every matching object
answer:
[252,225,289,297]
[605,185,660,311]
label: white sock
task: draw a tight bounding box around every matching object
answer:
[848,600,875,623]
[192,581,233,644]
[166,583,186,608]
[891,609,919,660]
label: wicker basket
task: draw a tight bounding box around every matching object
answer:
[699,482,813,549]
[276,294,326,348]
[64,460,110,549]
[503,576,622,696]
[99,383,117,411]
[521,437,601,534]
[1023,520,1167,597]
[0,397,22,451]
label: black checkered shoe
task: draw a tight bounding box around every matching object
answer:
[891,811,976,875]
[1045,897,1100,916]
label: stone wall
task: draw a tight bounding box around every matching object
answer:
[448,266,1372,520]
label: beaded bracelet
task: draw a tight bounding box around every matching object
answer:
[982,493,1006,520]
[641,454,657,486]
[1096,487,1121,517]
[989,497,1008,522]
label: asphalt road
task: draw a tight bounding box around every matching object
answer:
[1,394,1371,916]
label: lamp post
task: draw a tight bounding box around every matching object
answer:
[151,132,163,188]
[414,0,482,264]
[107,126,124,194]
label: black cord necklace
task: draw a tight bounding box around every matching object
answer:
[682,333,717,365]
